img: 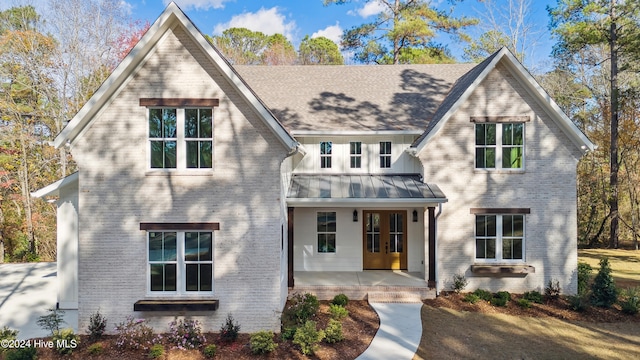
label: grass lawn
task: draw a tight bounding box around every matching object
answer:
[578,248,640,289]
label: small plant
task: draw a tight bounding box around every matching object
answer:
[167,318,205,349]
[451,272,469,294]
[517,298,531,309]
[219,313,240,343]
[523,291,544,304]
[87,342,104,355]
[281,326,297,340]
[329,304,349,320]
[36,307,65,335]
[53,328,79,355]
[620,287,640,315]
[463,293,481,304]
[4,346,37,360]
[293,320,325,356]
[545,279,561,300]
[148,344,164,359]
[0,326,18,355]
[114,316,155,350]
[332,293,349,307]
[473,289,493,301]
[489,291,511,307]
[577,262,593,294]
[568,292,590,312]
[324,319,344,343]
[87,309,107,340]
[591,257,617,308]
[250,331,278,354]
[203,344,217,358]
[286,293,320,324]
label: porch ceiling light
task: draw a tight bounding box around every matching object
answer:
[413,209,418,222]
[353,209,358,222]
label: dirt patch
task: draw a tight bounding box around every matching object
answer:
[32,300,378,360]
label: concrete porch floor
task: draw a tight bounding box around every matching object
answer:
[291,271,434,301]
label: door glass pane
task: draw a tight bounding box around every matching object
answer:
[397,234,403,253]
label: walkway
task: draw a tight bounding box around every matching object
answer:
[356,302,423,360]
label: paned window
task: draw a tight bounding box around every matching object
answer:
[475,214,524,261]
[320,141,332,169]
[350,142,362,169]
[148,231,213,293]
[475,123,524,169]
[149,109,177,168]
[317,212,336,253]
[185,109,213,168]
[379,141,391,168]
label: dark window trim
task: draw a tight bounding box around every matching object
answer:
[470,208,530,214]
[470,116,530,123]
[134,299,219,311]
[140,222,220,231]
[140,98,219,107]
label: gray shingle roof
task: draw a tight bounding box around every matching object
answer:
[235,64,476,132]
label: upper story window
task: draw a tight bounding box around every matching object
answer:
[474,122,524,170]
[320,141,332,168]
[379,141,391,168]
[350,142,362,169]
[475,213,525,262]
[142,98,218,170]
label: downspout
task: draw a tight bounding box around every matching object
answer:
[435,203,443,295]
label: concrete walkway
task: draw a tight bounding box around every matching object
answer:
[356,302,423,360]
[0,263,77,340]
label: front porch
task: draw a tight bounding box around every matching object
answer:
[290,270,435,301]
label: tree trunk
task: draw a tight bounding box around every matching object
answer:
[393,0,400,64]
[608,7,619,249]
[18,134,36,255]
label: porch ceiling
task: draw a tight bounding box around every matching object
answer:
[286,174,446,207]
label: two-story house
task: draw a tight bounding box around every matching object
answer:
[33,2,594,333]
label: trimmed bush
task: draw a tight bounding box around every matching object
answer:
[591,258,617,308]
[281,326,297,340]
[332,293,349,307]
[87,342,104,356]
[324,319,344,343]
[517,298,531,309]
[4,347,37,360]
[250,331,278,354]
[523,291,544,304]
[577,262,593,294]
[87,309,107,341]
[203,344,217,358]
[286,293,320,325]
[568,292,590,312]
[0,326,18,355]
[620,287,640,315]
[329,304,349,320]
[148,344,164,359]
[53,328,79,355]
[293,320,325,356]
[463,293,481,304]
[473,289,493,301]
[452,273,469,294]
[219,313,240,343]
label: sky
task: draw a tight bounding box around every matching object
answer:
[3,0,559,69]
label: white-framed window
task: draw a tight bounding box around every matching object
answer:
[475,123,524,169]
[148,106,214,170]
[320,141,332,169]
[350,141,362,169]
[317,211,336,253]
[379,141,391,168]
[148,231,213,294]
[475,214,524,261]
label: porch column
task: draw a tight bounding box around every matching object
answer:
[428,206,436,288]
[287,207,294,287]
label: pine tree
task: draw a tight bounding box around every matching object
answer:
[590,257,617,308]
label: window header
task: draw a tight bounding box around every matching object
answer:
[470,208,530,214]
[140,98,219,107]
[470,116,530,123]
[140,222,220,231]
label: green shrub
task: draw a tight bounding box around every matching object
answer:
[517,298,531,309]
[286,293,320,325]
[463,293,481,304]
[148,344,164,359]
[293,320,325,356]
[620,287,640,315]
[577,262,593,294]
[87,309,107,341]
[324,319,344,343]
[473,289,493,301]
[495,291,511,302]
[250,331,278,354]
[36,307,65,336]
[591,258,617,308]
[53,328,79,355]
[332,294,349,307]
[219,313,240,343]
[203,344,217,358]
[0,326,18,355]
[4,346,37,360]
[87,342,104,355]
[329,304,349,320]
[281,326,297,340]
[452,273,469,294]
[490,296,508,307]
[568,292,590,312]
[523,291,544,304]
[545,279,561,300]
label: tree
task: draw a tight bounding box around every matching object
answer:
[550,0,640,249]
[262,33,297,65]
[210,28,270,65]
[324,0,477,64]
[299,36,344,65]
[590,257,617,307]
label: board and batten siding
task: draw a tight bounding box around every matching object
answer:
[72,25,288,333]
[419,62,582,294]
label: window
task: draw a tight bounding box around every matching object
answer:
[475,123,524,169]
[317,212,336,253]
[320,141,332,168]
[148,231,213,293]
[148,107,213,169]
[350,142,362,169]
[475,214,524,261]
[379,141,391,168]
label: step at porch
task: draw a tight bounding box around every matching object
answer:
[367,290,425,303]
[290,285,436,302]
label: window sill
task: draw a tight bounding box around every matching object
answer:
[471,264,535,275]
[474,169,525,174]
[134,299,219,312]
[145,170,214,176]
